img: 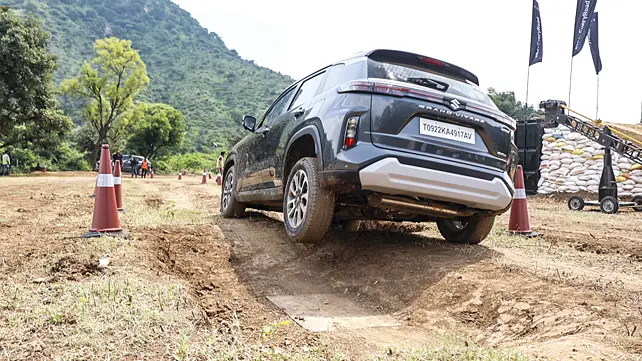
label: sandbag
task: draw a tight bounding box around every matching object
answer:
[616,176,627,183]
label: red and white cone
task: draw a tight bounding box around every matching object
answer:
[178,172,182,180]
[201,168,207,184]
[82,144,127,238]
[114,160,125,212]
[508,165,540,237]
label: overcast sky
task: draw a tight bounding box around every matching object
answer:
[173,0,641,124]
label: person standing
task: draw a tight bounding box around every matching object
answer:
[112,150,123,172]
[217,152,226,175]
[130,157,138,178]
[1,150,10,176]
[141,158,149,179]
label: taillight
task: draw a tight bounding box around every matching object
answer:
[344,116,359,149]
[338,81,440,101]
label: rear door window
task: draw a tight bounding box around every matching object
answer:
[289,73,324,110]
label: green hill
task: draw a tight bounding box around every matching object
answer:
[4,0,294,151]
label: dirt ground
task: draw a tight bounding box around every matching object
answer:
[1,173,642,360]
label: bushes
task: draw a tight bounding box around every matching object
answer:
[155,152,219,174]
[9,143,91,173]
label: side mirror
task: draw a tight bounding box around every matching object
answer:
[242,115,257,132]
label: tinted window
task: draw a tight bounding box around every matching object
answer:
[340,61,367,82]
[263,87,296,126]
[321,64,345,92]
[367,59,497,109]
[289,73,324,110]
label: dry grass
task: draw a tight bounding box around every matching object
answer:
[0,176,535,360]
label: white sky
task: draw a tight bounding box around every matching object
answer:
[173,0,642,124]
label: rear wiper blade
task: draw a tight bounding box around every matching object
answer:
[406,77,449,92]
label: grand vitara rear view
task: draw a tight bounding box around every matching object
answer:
[221,49,518,244]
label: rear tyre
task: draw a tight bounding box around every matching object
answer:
[220,164,247,218]
[437,215,496,245]
[567,196,585,211]
[283,157,335,244]
[599,196,619,214]
[633,195,642,212]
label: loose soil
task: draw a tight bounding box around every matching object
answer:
[1,174,642,360]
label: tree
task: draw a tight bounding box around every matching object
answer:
[0,7,71,149]
[487,88,539,121]
[127,103,185,159]
[62,37,150,161]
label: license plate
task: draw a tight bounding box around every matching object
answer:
[419,118,475,145]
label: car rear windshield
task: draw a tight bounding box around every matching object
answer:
[367,59,497,109]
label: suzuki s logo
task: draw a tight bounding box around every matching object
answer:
[449,99,461,111]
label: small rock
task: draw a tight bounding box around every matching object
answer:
[97,257,110,269]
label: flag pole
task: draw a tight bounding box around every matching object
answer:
[568,56,574,108]
[595,73,600,120]
[524,65,531,121]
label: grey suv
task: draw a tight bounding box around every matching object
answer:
[221,49,517,244]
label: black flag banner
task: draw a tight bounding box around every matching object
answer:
[572,0,597,56]
[588,12,602,74]
[529,0,543,65]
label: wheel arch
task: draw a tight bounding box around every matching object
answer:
[282,126,323,185]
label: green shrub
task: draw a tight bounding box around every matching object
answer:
[156,152,219,174]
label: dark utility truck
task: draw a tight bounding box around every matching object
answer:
[221,49,517,244]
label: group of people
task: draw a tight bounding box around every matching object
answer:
[111,150,152,179]
[1,150,10,176]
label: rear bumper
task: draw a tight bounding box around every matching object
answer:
[358,158,513,211]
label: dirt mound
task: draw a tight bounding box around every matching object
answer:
[145,196,166,209]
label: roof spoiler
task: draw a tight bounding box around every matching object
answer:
[365,49,479,86]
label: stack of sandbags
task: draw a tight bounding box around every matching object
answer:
[537,125,642,196]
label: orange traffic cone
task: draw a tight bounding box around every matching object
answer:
[82,144,127,238]
[508,165,540,237]
[114,160,125,212]
[178,172,182,180]
[201,168,207,184]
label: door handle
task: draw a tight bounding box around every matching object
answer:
[293,108,305,118]
[257,126,270,136]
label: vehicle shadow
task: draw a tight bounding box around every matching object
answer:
[217,211,501,316]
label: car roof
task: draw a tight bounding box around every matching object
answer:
[292,49,479,87]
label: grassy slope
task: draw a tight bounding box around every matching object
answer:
[5,0,294,150]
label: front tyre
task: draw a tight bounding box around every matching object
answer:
[283,157,335,244]
[220,165,247,218]
[437,215,496,245]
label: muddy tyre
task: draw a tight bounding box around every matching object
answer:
[220,164,247,218]
[283,157,335,244]
[436,215,496,245]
